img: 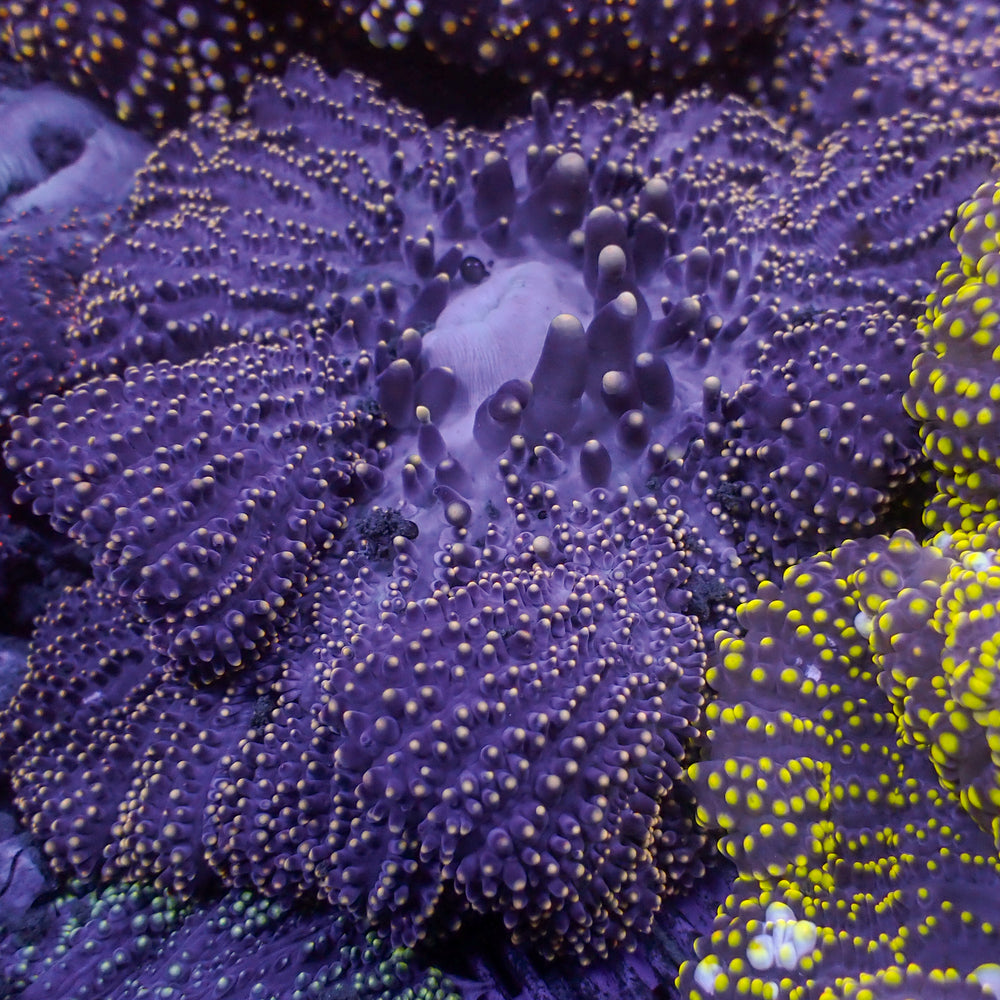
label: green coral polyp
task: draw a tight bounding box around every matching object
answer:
[907,180,1000,534]
[856,524,1000,847]
[682,177,1000,998]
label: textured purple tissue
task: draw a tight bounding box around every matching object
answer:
[757,0,1000,140]
[450,861,736,1000]
[0,484,724,961]
[3,48,1000,964]
[3,3,1000,995]
[0,0,795,126]
[9,53,995,655]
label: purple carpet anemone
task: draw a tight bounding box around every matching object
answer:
[3,10,1000,1000]
[1,879,462,1000]
[752,0,1000,142]
[677,303,926,576]
[0,0,795,128]
[0,479,722,960]
[7,322,386,670]
[208,488,716,959]
[7,53,996,626]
